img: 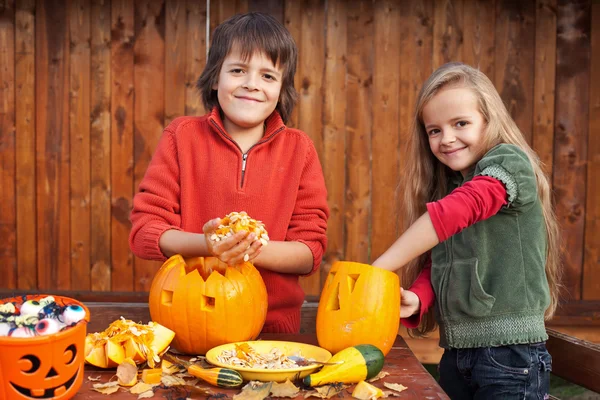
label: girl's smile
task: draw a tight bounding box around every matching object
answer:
[422,85,487,177]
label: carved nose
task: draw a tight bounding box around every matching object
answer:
[46,367,58,378]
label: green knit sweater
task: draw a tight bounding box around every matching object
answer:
[431,144,550,348]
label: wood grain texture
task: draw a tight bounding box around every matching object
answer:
[321,0,346,282]
[110,0,135,292]
[165,0,186,125]
[554,0,590,300]
[248,0,283,23]
[397,0,434,238]
[90,0,111,291]
[345,0,373,264]
[433,0,463,68]
[296,0,325,297]
[15,0,36,289]
[546,328,600,393]
[184,0,206,116]
[0,0,16,288]
[69,0,92,291]
[584,1,600,300]
[533,0,557,178]
[462,0,495,79]
[283,0,301,129]
[495,0,536,144]
[36,0,71,290]
[133,0,165,291]
[371,0,401,260]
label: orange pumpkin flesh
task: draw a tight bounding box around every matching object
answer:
[84,320,175,368]
[316,261,401,356]
[149,254,268,355]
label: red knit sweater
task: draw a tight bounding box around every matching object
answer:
[129,108,329,333]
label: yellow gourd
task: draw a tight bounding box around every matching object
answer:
[303,344,384,387]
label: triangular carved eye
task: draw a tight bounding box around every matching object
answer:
[326,282,341,311]
[347,274,359,293]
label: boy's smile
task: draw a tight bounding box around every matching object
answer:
[213,45,283,143]
[422,85,487,177]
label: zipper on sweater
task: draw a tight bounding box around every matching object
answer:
[241,153,248,186]
[210,119,285,188]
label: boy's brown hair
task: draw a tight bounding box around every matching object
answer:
[197,13,298,123]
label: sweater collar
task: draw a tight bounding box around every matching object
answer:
[207,106,286,141]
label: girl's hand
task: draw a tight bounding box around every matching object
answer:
[400,287,421,318]
[203,218,263,265]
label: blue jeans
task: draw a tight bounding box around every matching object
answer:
[439,343,552,399]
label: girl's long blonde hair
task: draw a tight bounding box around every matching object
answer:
[403,62,562,336]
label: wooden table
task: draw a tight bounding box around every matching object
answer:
[74,333,448,399]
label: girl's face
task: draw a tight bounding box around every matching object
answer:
[422,85,487,177]
[213,46,283,136]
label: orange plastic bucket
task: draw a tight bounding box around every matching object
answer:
[0,295,89,400]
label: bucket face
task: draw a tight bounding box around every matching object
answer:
[0,295,89,400]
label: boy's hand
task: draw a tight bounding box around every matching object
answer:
[203,218,263,265]
[400,287,421,318]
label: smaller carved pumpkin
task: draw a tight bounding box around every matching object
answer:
[316,261,401,356]
[149,254,268,355]
[0,295,89,400]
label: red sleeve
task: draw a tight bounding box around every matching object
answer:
[129,127,183,260]
[401,256,434,328]
[285,142,329,275]
[426,175,508,242]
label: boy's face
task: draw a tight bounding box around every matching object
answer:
[213,46,284,135]
[422,85,487,177]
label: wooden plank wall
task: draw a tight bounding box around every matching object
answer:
[0,0,598,320]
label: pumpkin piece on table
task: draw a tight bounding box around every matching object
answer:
[149,254,268,355]
[84,318,175,368]
[316,261,400,356]
[352,380,384,400]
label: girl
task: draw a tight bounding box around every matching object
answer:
[373,62,560,399]
[129,13,329,334]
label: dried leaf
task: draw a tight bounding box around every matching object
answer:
[117,361,138,386]
[367,371,390,382]
[269,379,299,398]
[382,391,401,398]
[137,391,155,399]
[233,381,273,400]
[304,384,347,399]
[382,383,407,393]
[161,374,187,387]
[87,375,102,381]
[93,381,120,389]
[130,382,157,395]
[92,381,120,395]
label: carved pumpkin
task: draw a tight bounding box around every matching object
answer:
[149,254,268,355]
[0,295,89,400]
[316,261,401,356]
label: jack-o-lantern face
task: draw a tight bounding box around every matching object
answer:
[9,343,80,399]
[316,261,401,356]
[149,255,268,355]
[0,295,88,400]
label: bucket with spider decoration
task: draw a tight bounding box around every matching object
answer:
[0,294,89,400]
